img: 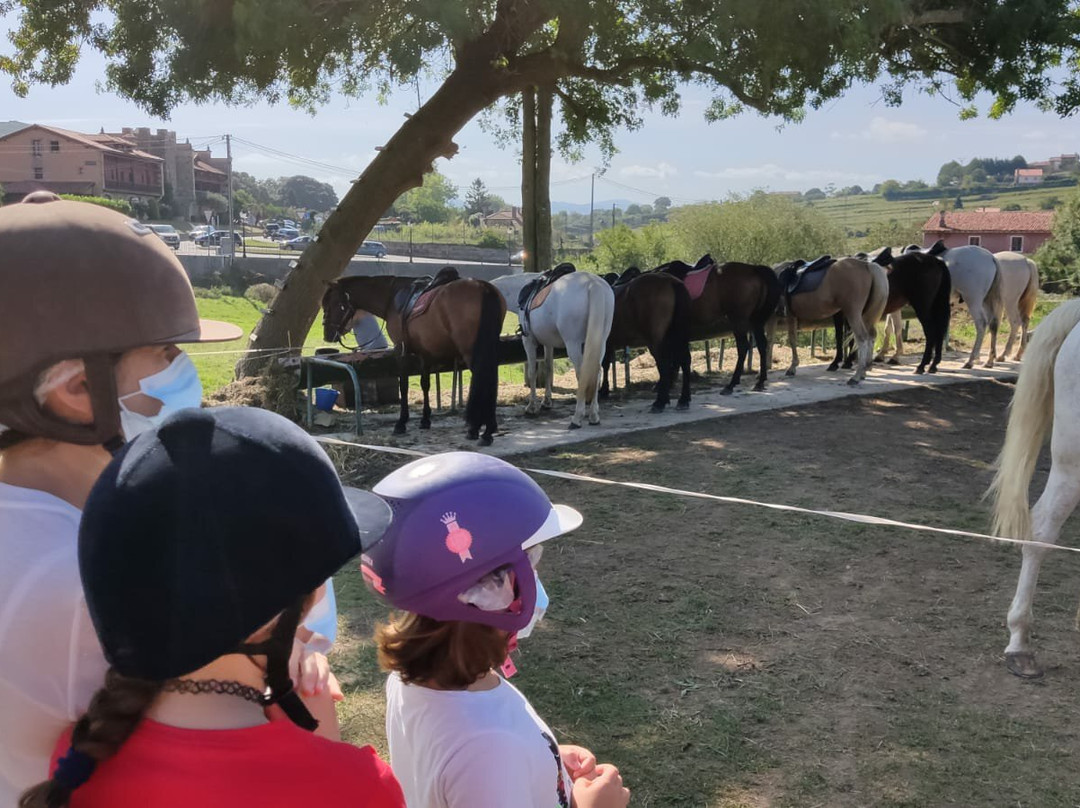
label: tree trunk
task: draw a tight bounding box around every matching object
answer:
[521,87,538,273]
[236,33,541,377]
[535,86,553,272]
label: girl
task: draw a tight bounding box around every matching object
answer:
[19,407,404,808]
[362,451,630,808]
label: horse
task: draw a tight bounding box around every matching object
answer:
[872,247,952,374]
[600,271,692,413]
[988,298,1080,679]
[775,256,888,385]
[321,272,505,445]
[907,241,1002,369]
[657,256,782,394]
[490,267,615,429]
[992,251,1040,361]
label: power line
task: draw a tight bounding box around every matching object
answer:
[230,136,363,177]
[594,174,706,205]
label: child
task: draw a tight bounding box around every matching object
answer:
[19,407,404,808]
[362,451,630,808]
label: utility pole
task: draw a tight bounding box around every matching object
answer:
[225,133,237,261]
[611,202,616,230]
[589,173,595,248]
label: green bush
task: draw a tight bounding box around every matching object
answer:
[1034,189,1080,293]
[244,283,278,305]
[58,194,133,215]
[477,230,507,249]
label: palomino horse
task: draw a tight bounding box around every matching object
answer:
[490,267,615,429]
[322,273,505,445]
[907,242,1002,368]
[992,251,1040,361]
[601,271,692,412]
[776,256,888,384]
[658,256,782,394]
[873,247,952,374]
[989,298,1080,678]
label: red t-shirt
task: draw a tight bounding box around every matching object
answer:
[51,718,404,808]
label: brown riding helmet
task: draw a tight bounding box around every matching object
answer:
[0,192,242,446]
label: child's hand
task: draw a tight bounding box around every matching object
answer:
[572,764,630,808]
[559,745,597,781]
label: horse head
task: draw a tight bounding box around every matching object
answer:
[321,280,359,343]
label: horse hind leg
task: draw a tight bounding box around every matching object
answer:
[751,322,769,391]
[419,365,432,429]
[566,340,587,430]
[827,313,844,372]
[723,331,748,394]
[394,360,410,435]
[1005,466,1080,678]
[964,308,986,369]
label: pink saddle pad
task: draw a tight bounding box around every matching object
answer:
[683,266,712,300]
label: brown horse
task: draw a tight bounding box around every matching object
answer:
[600,272,692,412]
[775,256,888,385]
[322,274,505,445]
[658,256,781,394]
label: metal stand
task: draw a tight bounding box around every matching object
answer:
[303,357,362,435]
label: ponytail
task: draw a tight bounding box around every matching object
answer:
[19,669,162,808]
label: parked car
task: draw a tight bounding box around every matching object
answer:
[263,222,281,237]
[149,224,180,250]
[272,227,301,242]
[188,225,213,240]
[283,219,297,228]
[356,240,387,258]
[284,235,314,250]
[510,249,526,265]
[194,229,244,247]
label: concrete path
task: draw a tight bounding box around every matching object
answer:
[317,353,1020,458]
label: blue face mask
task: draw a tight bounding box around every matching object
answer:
[517,572,549,639]
[118,352,203,440]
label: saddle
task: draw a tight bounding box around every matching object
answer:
[657,254,715,301]
[395,266,460,324]
[517,263,576,337]
[612,266,642,287]
[778,255,835,296]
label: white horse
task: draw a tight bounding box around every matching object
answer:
[989,298,1080,678]
[491,270,615,429]
[940,244,1003,369]
[992,251,1040,361]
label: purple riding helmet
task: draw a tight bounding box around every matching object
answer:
[361,452,582,631]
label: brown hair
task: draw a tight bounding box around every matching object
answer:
[19,669,162,808]
[376,612,511,690]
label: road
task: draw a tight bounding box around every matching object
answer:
[177,241,518,268]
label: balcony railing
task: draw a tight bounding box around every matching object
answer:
[103,180,163,196]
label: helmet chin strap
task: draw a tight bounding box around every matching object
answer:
[237,597,319,732]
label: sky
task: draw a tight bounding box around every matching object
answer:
[1,38,1077,208]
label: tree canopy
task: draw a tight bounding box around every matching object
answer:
[280,175,339,212]
[1036,188,1080,292]
[6,0,1077,375]
[390,171,458,223]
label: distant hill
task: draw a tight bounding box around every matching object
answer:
[551,198,638,214]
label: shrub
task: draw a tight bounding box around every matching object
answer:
[477,230,507,249]
[58,194,132,215]
[244,283,278,304]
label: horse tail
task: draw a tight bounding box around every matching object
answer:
[465,282,503,431]
[755,264,783,324]
[931,258,952,336]
[986,255,1004,331]
[862,261,889,339]
[1019,258,1040,319]
[988,299,1080,541]
[579,280,614,407]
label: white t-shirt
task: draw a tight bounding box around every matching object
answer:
[385,672,573,808]
[0,482,107,807]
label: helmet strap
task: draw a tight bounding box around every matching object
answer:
[499,633,520,678]
[237,597,319,732]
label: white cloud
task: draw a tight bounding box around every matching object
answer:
[692,163,879,187]
[831,116,928,144]
[619,162,678,179]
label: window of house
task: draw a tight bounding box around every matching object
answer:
[33,167,43,180]
[968,236,981,246]
[1010,235,1024,252]
[31,139,42,156]
[49,141,60,152]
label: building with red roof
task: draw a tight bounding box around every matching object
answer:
[922,210,1055,254]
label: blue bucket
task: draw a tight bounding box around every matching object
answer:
[314,387,340,412]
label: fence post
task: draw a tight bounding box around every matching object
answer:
[704,340,712,374]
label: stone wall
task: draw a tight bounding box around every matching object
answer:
[177,254,521,284]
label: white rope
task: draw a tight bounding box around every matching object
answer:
[315,435,1080,556]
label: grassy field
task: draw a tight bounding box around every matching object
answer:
[807,184,1072,234]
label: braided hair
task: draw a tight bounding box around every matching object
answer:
[19,669,162,808]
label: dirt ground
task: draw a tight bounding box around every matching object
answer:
[327,378,1080,808]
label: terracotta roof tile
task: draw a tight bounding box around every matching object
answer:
[922,210,1055,234]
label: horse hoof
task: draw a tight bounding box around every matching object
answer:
[588,418,601,426]
[928,366,938,374]
[826,365,839,373]
[887,358,900,366]
[541,401,553,410]
[466,429,479,440]
[1005,652,1044,680]
[393,425,407,436]
[962,361,974,370]
[914,366,925,375]
[568,422,582,430]
[752,383,765,392]
[984,361,995,369]
[784,369,796,377]
[847,378,860,387]
[649,403,666,414]
[478,435,494,447]
[720,387,734,396]
[675,401,690,411]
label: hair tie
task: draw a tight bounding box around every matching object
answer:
[53,747,96,791]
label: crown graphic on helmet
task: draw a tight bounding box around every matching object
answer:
[441,512,473,562]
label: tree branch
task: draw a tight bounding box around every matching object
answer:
[904,9,969,26]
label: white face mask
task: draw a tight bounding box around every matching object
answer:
[117,353,203,440]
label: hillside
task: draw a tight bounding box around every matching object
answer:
[804,184,1073,235]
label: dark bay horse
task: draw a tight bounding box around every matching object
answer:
[601,272,692,412]
[658,256,781,394]
[874,247,952,374]
[322,274,505,445]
